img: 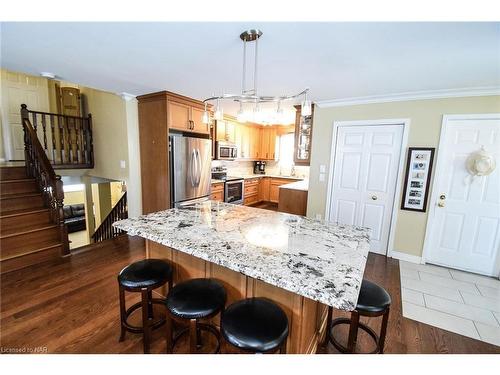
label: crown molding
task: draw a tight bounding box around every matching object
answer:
[315,87,500,108]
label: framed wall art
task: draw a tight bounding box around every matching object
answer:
[401,147,435,212]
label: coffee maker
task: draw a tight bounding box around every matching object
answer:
[254,161,266,174]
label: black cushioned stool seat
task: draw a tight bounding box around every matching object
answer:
[221,298,289,353]
[165,278,226,354]
[118,259,173,354]
[324,279,391,354]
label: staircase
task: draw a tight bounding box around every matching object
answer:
[0,166,65,273]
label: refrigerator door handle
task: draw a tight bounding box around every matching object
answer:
[196,148,202,186]
[190,149,196,187]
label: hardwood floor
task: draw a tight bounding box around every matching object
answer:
[1,235,498,354]
[250,201,278,211]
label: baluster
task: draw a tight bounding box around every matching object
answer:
[50,115,57,164]
[87,114,94,167]
[41,114,49,158]
[32,112,38,133]
[58,116,65,164]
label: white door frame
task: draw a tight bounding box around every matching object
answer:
[422,113,500,276]
[325,118,411,257]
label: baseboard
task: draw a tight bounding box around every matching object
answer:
[390,250,422,264]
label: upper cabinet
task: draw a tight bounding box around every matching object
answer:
[260,127,277,160]
[294,104,315,165]
[165,93,209,135]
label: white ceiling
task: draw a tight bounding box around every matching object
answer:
[1,22,499,114]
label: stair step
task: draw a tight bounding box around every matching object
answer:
[0,192,45,213]
[0,208,53,233]
[0,244,62,274]
[1,222,58,238]
[0,179,38,195]
[0,166,27,180]
[0,228,61,260]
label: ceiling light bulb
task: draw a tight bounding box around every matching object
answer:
[214,99,223,120]
[202,110,210,124]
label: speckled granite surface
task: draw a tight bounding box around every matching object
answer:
[114,201,370,310]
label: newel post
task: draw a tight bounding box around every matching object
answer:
[55,176,70,256]
[86,113,94,168]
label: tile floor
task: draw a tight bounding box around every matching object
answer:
[399,260,500,347]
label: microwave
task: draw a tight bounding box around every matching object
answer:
[216,141,237,160]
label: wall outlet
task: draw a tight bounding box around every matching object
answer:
[319,173,325,182]
[319,164,326,173]
[120,160,126,169]
[315,214,322,220]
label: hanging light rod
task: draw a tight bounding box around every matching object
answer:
[202,29,311,124]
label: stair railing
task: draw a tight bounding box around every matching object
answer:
[20,104,94,169]
[91,192,128,243]
[21,115,70,255]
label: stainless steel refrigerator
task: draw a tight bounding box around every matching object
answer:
[169,135,212,207]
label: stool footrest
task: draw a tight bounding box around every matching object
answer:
[328,317,381,354]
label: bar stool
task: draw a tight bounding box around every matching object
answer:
[118,259,173,353]
[221,297,289,354]
[165,278,226,353]
[324,279,391,354]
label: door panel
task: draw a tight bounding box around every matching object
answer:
[328,124,404,254]
[426,116,500,275]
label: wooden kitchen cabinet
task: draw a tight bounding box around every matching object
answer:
[137,90,209,214]
[250,126,260,159]
[215,119,235,142]
[243,178,260,206]
[269,178,301,203]
[294,104,314,165]
[260,127,277,160]
[210,182,224,202]
[258,177,271,201]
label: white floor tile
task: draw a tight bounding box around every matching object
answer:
[400,267,420,280]
[402,288,425,306]
[401,277,462,302]
[424,294,499,327]
[460,291,500,313]
[450,269,500,289]
[402,301,480,340]
[400,261,452,278]
[474,322,500,347]
[477,284,500,300]
[418,272,480,295]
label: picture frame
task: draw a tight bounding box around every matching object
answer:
[401,147,435,212]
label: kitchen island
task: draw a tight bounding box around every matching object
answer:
[278,179,309,215]
[114,201,370,353]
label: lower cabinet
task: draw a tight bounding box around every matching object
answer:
[210,182,224,202]
[244,177,302,206]
[244,178,260,206]
[269,178,295,203]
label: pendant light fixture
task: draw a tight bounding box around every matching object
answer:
[202,29,310,125]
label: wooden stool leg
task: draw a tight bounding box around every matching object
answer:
[118,285,126,342]
[141,288,151,354]
[147,290,154,320]
[322,306,333,347]
[165,313,173,354]
[379,307,390,354]
[347,310,360,353]
[189,319,197,353]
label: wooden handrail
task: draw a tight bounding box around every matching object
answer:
[21,104,94,169]
[91,192,128,243]
[21,115,70,256]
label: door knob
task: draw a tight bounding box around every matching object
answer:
[371,195,378,200]
[440,194,446,200]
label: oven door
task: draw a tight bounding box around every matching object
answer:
[225,180,244,205]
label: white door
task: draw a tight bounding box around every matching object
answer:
[328,124,404,254]
[0,70,49,160]
[425,115,500,276]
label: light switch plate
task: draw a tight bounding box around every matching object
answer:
[320,164,326,173]
[319,173,325,182]
[120,160,126,169]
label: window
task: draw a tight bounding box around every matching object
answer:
[278,133,295,170]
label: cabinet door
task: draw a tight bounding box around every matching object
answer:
[269,183,280,203]
[251,126,260,159]
[268,128,277,160]
[168,101,190,131]
[259,177,270,201]
[240,125,250,159]
[260,128,270,159]
[234,123,243,158]
[191,107,209,134]
[216,120,226,141]
[226,121,236,143]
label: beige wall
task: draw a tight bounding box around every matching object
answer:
[64,190,85,205]
[307,95,500,258]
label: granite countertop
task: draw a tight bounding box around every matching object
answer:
[114,201,370,310]
[211,179,224,184]
[279,179,309,192]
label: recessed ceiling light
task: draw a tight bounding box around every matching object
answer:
[40,72,56,79]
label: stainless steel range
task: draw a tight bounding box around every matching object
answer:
[211,167,244,205]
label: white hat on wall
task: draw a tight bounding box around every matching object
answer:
[465,146,496,179]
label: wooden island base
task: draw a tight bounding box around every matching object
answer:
[147,240,329,354]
